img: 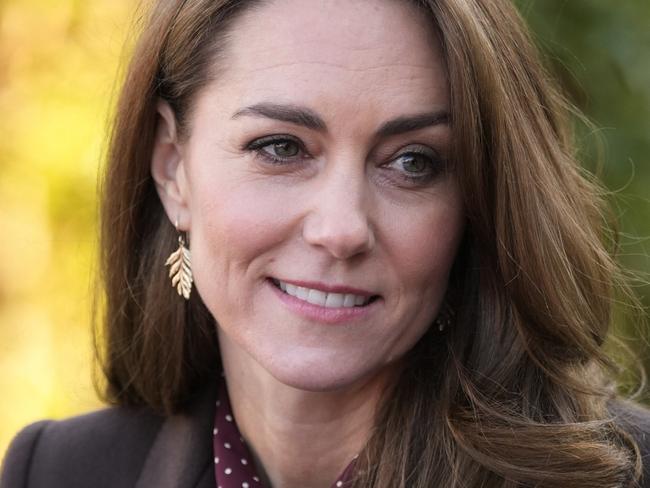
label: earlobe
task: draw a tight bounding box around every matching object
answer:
[151,100,191,230]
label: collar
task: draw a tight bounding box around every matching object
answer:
[213,379,357,488]
[135,382,218,488]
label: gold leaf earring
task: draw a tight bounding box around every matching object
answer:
[165,220,193,300]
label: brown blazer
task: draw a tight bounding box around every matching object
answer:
[0,382,218,488]
[3,382,650,488]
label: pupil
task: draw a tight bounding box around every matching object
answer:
[274,141,298,157]
[403,154,427,173]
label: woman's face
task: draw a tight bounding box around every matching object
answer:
[155,0,464,391]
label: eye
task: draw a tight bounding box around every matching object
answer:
[385,146,445,185]
[245,135,306,163]
[398,153,430,174]
[264,140,301,158]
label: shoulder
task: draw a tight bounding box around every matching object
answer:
[1,406,163,488]
[610,399,650,488]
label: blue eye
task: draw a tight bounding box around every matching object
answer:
[388,148,444,184]
[246,135,305,163]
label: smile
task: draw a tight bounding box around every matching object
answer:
[270,278,377,308]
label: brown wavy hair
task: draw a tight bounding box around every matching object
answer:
[97,0,643,486]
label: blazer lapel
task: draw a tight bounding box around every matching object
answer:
[136,382,218,488]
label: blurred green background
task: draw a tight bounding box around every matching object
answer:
[0,0,648,457]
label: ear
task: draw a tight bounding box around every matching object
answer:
[151,100,191,231]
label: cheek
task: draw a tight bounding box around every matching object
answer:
[386,195,464,296]
[379,196,464,357]
[186,173,296,307]
[192,182,296,254]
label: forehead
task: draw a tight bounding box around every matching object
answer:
[210,0,448,117]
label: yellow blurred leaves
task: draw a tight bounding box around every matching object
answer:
[0,0,133,458]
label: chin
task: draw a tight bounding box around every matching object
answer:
[260,350,392,393]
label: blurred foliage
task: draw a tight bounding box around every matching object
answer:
[0,0,648,458]
[517,0,650,395]
[0,0,132,456]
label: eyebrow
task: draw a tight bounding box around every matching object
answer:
[231,102,450,137]
[376,111,450,138]
[232,103,326,131]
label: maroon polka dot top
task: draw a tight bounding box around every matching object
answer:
[213,380,357,488]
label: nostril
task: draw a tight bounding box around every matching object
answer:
[301,199,375,260]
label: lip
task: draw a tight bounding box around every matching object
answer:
[270,277,376,297]
[266,278,381,325]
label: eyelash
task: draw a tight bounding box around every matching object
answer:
[244,135,445,186]
[245,134,307,164]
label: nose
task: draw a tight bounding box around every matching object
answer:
[301,167,375,260]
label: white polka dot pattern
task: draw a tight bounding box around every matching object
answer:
[213,378,356,487]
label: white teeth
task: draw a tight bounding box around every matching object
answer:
[324,293,344,308]
[343,294,356,307]
[307,289,327,306]
[275,279,371,308]
[296,286,310,300]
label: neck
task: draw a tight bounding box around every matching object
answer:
[219,336,397,488]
